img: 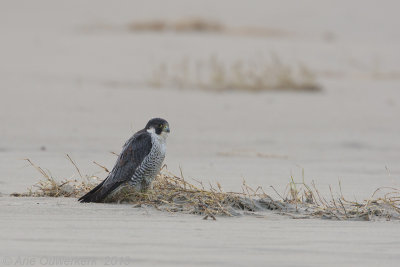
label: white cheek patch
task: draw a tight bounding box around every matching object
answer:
[147,127,168,142]
[160,131,169,140]
[147,127,156,134]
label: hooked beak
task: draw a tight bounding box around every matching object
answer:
[164,125,170,133]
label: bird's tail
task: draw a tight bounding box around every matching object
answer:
[78,179,108,203]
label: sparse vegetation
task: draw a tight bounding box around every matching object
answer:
[148,55,321,92]
[11,158,99,198]
[126,17,287,38]
[12,158,400,221]
[128,18,224,33]
[217,149,289,159]
[83,17,288,38]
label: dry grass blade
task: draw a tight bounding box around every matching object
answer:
[66,154,83,179]
[93,161,109,173]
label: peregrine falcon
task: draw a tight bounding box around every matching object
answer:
[79,118,170,203]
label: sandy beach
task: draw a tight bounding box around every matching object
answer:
[1,0,400,266]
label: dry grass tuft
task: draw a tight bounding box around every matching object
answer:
[12,159,400,221]
[128,20,168,32]
[148,55,321,92]
[128,18,224,33]
[174,18,224,32]
[103,167,283,219]
[275,173,400,221]
[126,17,287,38]
[11,158,98,198]
[217,149,289,159]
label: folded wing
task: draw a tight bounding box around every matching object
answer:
[78,130,152,203]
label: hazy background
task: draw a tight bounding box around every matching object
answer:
[2,0,399,198]
[1,1,400,266]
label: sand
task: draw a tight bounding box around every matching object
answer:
[1,0,400,266]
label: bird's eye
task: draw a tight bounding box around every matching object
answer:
[159,124,163,128]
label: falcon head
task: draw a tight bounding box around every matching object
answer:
[146,118,170,136]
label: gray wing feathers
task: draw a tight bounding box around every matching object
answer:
[78,131,152,202]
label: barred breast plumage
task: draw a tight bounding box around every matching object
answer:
[128,129,166,191]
